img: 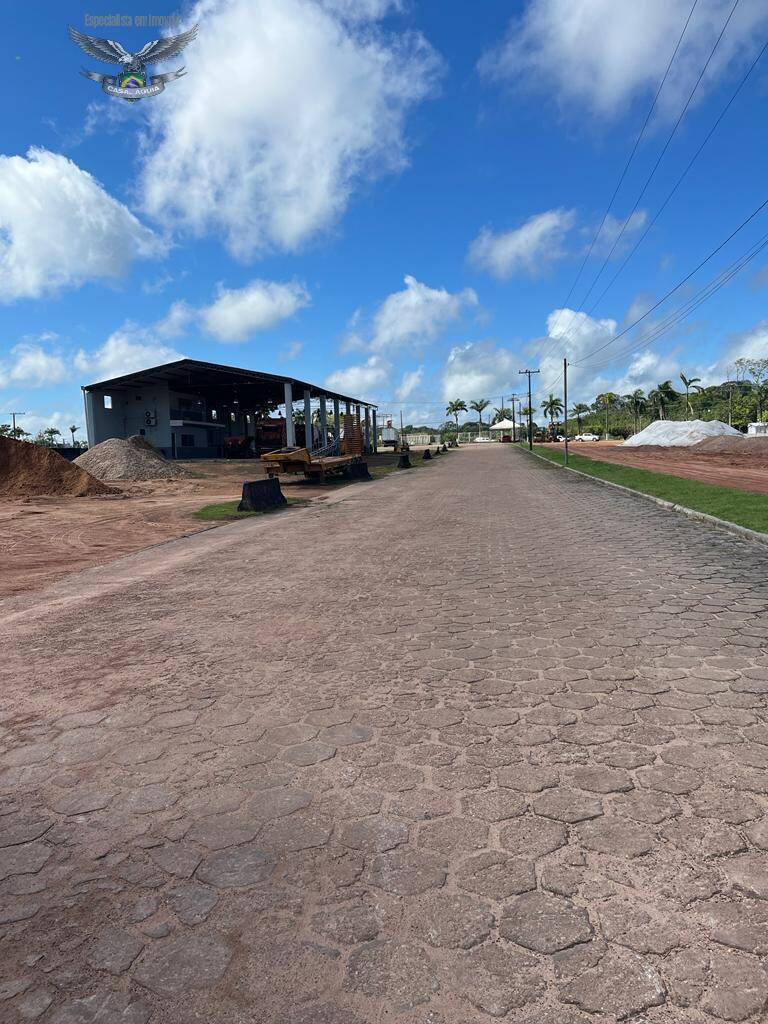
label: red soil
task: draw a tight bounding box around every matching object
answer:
[0,437,117,499]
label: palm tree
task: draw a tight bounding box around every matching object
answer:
[445,399,468,432]
[572,403,590,433]
[69,424,79,445]
[492,406,512,424]
[595,392,619,440]
[470,399,490,434]
[648,380,675,420]
[623,390,646,435]
[679,373,702,419]
[541,394,564,434]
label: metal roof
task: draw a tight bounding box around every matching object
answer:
[81,358,377,408]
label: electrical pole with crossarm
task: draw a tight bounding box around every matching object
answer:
[518,370,540,450]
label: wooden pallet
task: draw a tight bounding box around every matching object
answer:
[261,447,357,482]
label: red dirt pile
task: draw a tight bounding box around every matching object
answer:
[0,437,117,499]
[693,435,768,453]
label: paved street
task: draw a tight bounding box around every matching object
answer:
[2,445,768,1024]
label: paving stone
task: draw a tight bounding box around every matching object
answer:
[599,903,686,954]
[0,818,52,847]
[87,926,144,975]
[312,903,381,945]
[196,843,274,887]
[499,815,568,858]
[184,817,259,850]
[363,848,446,895]
[568,766,633,793]
[50,992,152,1024]
[636,765,701,795]
[722,854,768,900]
[338,816,409,852]
[0,977,33,1001]
[702,949,768,1021]
[413,893,494,949]
[48,788,116,815]
[0,898,40,924]
[319,724,373,746]
[690,790,761,824]
[662,946,708,1007]
[558,949,666,1018]
[131,895,159,923]
[259,812,333,852]
[497,763,559,792]
[281,740,337,766]
[247,786,313,819]
[418,816,488,855]
[453,943,545,1016]
[134,932,233,995]
[148,843,202,878]
[456,851,536,899]
[168,883,219,925]
[275,1005,365,1024]
[0,842,52,880]
[699,899,768,954]
[182,785,246,816]
[614,790,681,824]
[533,789,603,823]
[745,816,768,850]
[345,941,439,1011]
[18,987,54,1019]
[462,788,526,822]
[500,891,592,954]
[577,817,655,858]
[119,784,178,814]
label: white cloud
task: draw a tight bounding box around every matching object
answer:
[370,275,477,352]
[279,340,304,362]
[199,280,310,342]
[155,300,196,339]
[0,342,68,389]
[75,325,185,384]
[609,349,681,396]
[480,0,768,119]
[6,410,85,440]
[442,342,518,401]
[320,0,401,21]
[0,148,165,302]
[141,0,440,258]
[468,209,576,279]
[325,355,390,397]
[396,366,424,400]
[590,210,648,257]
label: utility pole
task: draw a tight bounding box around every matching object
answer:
[518,370,540,451]
[7,412,26,435]
[563,358,569,467]
[508,393,520,443]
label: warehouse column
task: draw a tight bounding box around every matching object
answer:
[304,389,312,450]
[333,398,341,451]
[319,394,328,447]
[284,381,296,447]
[364,407,371,454]
[372,409,378,453]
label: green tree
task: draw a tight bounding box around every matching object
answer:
[572,403,590,433]
[445,399,468,431]
[470,399,490,431]
[679,373,702,419]
[541,394,564,433]
[595,392,619,439]
[69,424,79,445]
[648,380,676,420]
[492,406,512,424]
[624,389,647,435]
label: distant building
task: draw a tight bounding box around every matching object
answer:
[82,359,377,459]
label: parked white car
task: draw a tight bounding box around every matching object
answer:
[575,433,600,442]
[473,435,493,443]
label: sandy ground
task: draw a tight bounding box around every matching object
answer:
[547,441,768,494]
[2,446,768,1023]
[0,455,401,600]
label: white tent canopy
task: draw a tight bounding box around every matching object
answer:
[489,419,516,431]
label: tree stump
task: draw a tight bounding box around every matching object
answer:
[422,449,432,460]
[397,453,412,469]
[344,461,372,480]
[238,478,287,511]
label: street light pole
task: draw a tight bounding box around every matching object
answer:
[518,370,540,451]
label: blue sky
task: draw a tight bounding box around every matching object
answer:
[2,0,768,435]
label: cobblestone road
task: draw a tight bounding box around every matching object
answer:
[2,446,768,1024]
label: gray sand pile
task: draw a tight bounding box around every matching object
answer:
[75,435,189,481]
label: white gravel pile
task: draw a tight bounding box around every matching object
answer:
[622,419,741,447]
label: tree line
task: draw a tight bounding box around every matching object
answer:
[0,424,86,447]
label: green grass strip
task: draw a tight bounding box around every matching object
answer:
[528,445,768,535]
[193,497,308,521]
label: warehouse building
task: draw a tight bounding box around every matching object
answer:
[82,359,378,459]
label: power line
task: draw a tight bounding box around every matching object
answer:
[585,35,768,317]
[569,0,741,316]
[544,0,700,354]
[571,193,768,366]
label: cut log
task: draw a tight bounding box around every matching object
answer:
[238,477,287,511]
[422,449,432,460]
[344,461,372,480]
[397,453,412,469]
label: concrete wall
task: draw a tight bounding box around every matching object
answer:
[84,384,172,450]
